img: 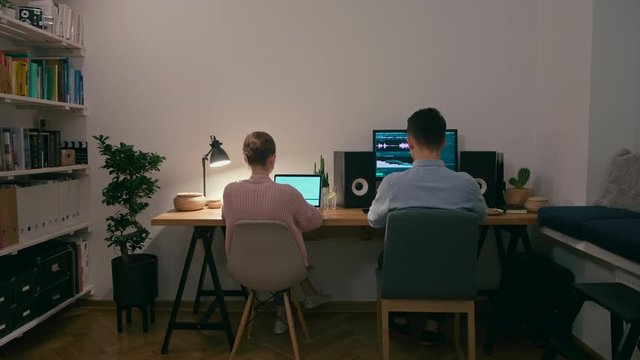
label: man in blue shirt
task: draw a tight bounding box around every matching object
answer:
[368,107,487,344]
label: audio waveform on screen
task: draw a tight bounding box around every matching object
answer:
[376,160,411,168]
[376,142,410,149]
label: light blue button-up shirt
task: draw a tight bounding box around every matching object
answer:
[367,159,488,228]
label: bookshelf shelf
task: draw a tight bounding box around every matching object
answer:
[0,13,84,55]
[0,164,89,179]
[0,221,90,257]
[0,284,94,347]
[0,93,87,115]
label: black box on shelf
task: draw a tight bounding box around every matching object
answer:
[18,7,44,29]
[19,242,73,290]
[13,299,37,328]
[36,276,73,314]
[10,269,37,305]
[0,308,13,339]
[0,280,12,311]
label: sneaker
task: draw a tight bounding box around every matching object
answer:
[420,330,445,346]
[273,318,288,335]
[304,293,331,309]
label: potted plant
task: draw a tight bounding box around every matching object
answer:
[314,155,335,209]
[95,135,165,331]
[505,167,533,207]
[0,0,16,18]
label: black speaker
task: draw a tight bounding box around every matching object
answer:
[459,151,504,208]
[334,151,376,208]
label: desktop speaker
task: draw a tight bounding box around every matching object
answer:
[334,151,376,208]
[459,151,505,208]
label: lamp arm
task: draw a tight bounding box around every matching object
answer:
[201,148,212,197]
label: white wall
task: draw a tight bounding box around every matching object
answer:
[533,0,593,206]
[63,0,550,301]
[586,0,640,204]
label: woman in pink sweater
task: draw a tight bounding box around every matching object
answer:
[222,131,330,334]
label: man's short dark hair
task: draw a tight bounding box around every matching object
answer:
[407,108,446,150]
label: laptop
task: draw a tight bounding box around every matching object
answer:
[274,174,322,207]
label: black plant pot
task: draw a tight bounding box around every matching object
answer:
[111,253,158,306]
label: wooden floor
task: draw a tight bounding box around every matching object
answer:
[0,302,545,360]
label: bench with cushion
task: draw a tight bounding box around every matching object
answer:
[538,206,640,264]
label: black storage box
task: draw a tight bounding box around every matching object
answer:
[0,308,13,339]
[0,280,12,310]
[13,299,37,328]
[20,242,73,290]
[37,276,73,314]
[10,269,37,304]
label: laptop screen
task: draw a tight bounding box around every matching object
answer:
[274,174,322,207]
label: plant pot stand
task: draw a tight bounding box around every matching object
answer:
[112,254,159,333]
[117,301,156,333]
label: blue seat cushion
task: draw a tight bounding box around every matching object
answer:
[538,206,640,239]
[581,219,640,263]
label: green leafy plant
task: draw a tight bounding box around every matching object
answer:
[0,0,14,9]
[313,155,329,188]
[508,167,531,189]
[95,135,166,263]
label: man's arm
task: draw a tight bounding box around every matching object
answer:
[367,179,391,228]
[470,182,488,222]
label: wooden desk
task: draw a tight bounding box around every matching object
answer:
[151,208,537,354]
[151,207,537,227]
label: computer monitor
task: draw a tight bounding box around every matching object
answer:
[373,129,458,179]
[273,174,322,207]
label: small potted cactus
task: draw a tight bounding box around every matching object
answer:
[505,167,533,206]
[313,155,329,189]
[314,155,333,208]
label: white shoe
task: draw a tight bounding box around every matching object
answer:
[304,293,331,309]
[273,318,288,335]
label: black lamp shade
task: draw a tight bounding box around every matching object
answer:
[210,146,230,167]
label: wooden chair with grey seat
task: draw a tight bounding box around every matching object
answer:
[377,208,478,360]
[226,220,310,360]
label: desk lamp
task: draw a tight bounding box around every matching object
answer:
[202,135,231,199]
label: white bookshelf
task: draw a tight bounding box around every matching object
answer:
[0,164,89,179]
[0,93,87,115]
[0,221,90,257]
[0,285,94,348]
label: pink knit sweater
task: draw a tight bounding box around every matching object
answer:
[222,175,323,265]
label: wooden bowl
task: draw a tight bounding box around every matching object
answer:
[173,192,206,211]
[207,200,222,209]
[524,196,550,213]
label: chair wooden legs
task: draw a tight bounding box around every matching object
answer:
[246,291,258,339]
[290,289,310,341]
[231,289,307,359]
[467,304,476,360]
[284,292,301,360]
[377,299,476,360]
[377,297,382,360]
[380,300,390,360]
[229,290,255,360]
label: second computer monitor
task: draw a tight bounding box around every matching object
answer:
[373,129,458,180]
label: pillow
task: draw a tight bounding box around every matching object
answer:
[594,148,640,212]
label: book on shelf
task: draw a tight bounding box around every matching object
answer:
[0,126,72,171]
[1,129,13,171]
[0,51,84,105]
[55,234,88,293]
